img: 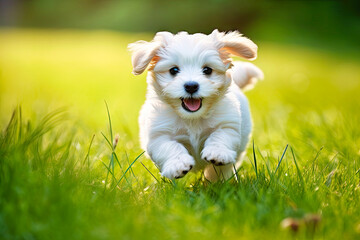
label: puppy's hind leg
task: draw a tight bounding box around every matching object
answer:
[204,164,235,182]
[204,151,246,182]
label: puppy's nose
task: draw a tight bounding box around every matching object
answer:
[184,81,199,94]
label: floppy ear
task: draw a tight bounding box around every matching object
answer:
[128,32,173,75]
[211,29,258,61]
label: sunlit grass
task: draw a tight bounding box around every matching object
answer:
[0,29,360,239]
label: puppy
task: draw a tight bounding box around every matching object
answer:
[129,30,263,181]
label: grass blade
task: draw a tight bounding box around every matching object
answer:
[113,152,129,184]
[252,140,258,178]
[100,160,118,188]
[104,153,115,189]
[290,147,305,189]
[256,148,272,179]
[104,100,113,146]
[113,152,123,171]
[274,144,288,175]
[212,165,219,179]
[125,151,136,179]
[18,105,22,141]
[320,152,338,177]
[102,131,115,187]
[83,134,95,166]
[225,165,243,183]
[312,146,323,174]
[140,161,160,183]
[112,151,145,190]
[233,164,239,182]
[101,132,113,150]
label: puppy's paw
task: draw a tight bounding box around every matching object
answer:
[201,146,236,166]
[161,154,195,179]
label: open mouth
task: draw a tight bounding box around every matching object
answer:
[181,98,202,112]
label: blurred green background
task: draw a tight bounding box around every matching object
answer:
[1,1,360,239]
[1,0,360,50]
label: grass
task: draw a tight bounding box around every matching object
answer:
[0,29,360,239]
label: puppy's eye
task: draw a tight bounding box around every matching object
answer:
[169,67,180,76]
[202,66,212,75]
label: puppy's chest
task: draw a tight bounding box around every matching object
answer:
[173,121,214,157]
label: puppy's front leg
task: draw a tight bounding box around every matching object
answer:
[201,127,240,166]
[147,135,195,179]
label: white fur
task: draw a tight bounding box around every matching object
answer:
[129,30,263,181]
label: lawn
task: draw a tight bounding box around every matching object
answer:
[0,29,360,239]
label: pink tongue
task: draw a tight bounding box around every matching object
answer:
[184,98,201,111]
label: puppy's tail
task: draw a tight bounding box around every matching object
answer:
[229,61,264,91]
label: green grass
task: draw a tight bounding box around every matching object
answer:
[0,29,360,239]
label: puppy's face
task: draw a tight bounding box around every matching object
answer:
[129,30,258,119]
[152,33,231,118]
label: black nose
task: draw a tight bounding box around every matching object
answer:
[184,81,199,94]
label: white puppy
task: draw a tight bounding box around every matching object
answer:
[129,30,263,181]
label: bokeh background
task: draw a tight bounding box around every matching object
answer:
[1,1,360,239]
[1,0,360,44]
[1,0,360,45]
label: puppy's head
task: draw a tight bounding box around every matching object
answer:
[128,30,258,119]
